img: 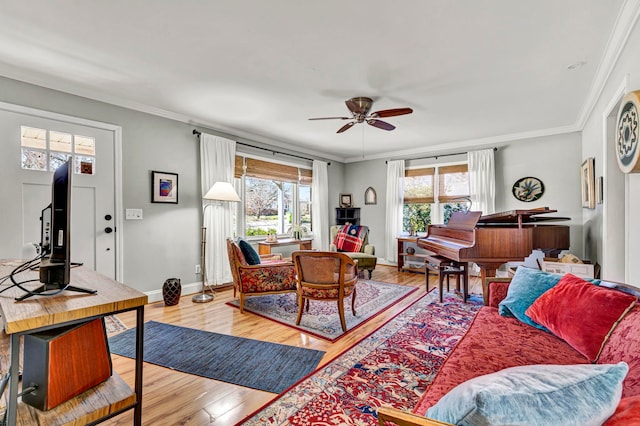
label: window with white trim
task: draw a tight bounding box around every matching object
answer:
[234,156,312,237]
[21,126,96,174]
[403,163,469,232]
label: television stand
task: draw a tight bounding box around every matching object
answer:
[15,261,96,302]
[15,284,97,302]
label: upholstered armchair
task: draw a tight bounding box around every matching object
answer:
[226,238,297,312]
[329,224,377,279]
[292,251,358,332]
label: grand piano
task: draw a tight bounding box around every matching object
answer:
[417,207,570,301]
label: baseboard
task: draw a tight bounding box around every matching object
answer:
[145,281,232,303]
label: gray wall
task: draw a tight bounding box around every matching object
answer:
[343,134,583,261]
[0,76,342,296]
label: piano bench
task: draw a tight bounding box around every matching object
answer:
[424,255,469,303]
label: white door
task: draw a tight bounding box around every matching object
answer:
[0,107,117,279]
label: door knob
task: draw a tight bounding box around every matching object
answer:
[105,214,112,221]
[105,227,113,234]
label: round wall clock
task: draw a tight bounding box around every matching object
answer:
[616,90,640,173]
[512,177,544,202]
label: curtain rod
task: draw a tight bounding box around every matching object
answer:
[386,147,497,163]
[193,129,330,165]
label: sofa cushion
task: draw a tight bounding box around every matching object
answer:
[238,239,261,265]
[498,266,563,330]
[526,274,637,362]
[426,362,628,426]
[413,307,589,415]
[604,395,640,425]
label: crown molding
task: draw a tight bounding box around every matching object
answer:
[575,0,640,129]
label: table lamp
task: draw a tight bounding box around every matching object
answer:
[193,181,241,303]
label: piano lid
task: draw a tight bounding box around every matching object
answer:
[478,207,570,226]
[445,211,482,230]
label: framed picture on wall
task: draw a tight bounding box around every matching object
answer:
[152,171,178,204]
[340,193,352,207]
[580,158,595,209]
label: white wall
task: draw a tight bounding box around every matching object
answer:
[0,76,342,297]
[581,13,640,284]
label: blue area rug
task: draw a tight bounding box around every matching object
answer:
[108,321,325,393]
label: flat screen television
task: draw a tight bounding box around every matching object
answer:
[16,160,96,301]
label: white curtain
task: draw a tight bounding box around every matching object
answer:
[200,133,236,285]
[468,149,496,215]
[311,160,329,250]
[385,160,405,262]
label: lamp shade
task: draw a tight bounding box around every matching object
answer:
[204,181,241,202]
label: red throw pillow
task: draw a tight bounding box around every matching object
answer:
[604,395,640,425]
[526,274,637,362]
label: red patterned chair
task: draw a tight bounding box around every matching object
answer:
[226,238,297,313]
[292,250,358,332]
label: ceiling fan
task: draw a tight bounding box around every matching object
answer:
[309,97,413,133]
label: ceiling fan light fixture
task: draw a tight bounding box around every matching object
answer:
[309,96,412,133]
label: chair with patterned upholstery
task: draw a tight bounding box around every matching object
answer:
[226,238,297,313]
[330,224,377,279]
[292,250,358,332]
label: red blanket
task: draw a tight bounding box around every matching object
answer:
[334,225,368,252]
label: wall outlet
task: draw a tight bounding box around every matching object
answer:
[195,264,201,274]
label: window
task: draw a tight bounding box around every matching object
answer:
[235,156,312,237]
[403,163,469,232]
[21,126,96,175]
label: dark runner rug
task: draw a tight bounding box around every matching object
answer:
[238,290,482,425]
[108,321,325,394]
[227,280,417,342]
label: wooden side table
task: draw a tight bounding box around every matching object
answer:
[0,260,147,426]
[258,238,312,255]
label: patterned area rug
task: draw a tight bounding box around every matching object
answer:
[227,280,417,342]
[104,315,127,335]
[239,290,482,425]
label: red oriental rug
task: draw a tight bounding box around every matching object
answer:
[238,290,482,425]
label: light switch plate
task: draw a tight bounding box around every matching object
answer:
[125,208,143,220]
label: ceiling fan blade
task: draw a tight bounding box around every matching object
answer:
[345,97,373,115]
[337,122,356,133]
[308,116,351,120]
[367,119,395,131]
[370,107,413,118]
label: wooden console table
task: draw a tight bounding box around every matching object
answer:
[258,238,312,255]
[397,236,429,273]
[0,260,148,426]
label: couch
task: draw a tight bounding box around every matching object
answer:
[378,268,640,426]
[226,238,297,312]
[329,224,377,279]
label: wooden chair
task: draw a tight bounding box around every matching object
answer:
[226,238,297,313]
[292,251,358,332]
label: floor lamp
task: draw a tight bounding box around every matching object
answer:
[193,181,241,303]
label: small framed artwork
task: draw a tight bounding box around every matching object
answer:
[596,176,603,204]
[364,187,377,205]
[580,158,595,209]
[152,171,178,204]
[340,193,352,208]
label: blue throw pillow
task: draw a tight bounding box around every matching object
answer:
[426,362,628,426]
[238,239,261,265]
[498,266,562,330]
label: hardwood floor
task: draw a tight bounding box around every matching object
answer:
[104,265,483,426]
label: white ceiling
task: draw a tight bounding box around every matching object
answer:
[0,1,630,162]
